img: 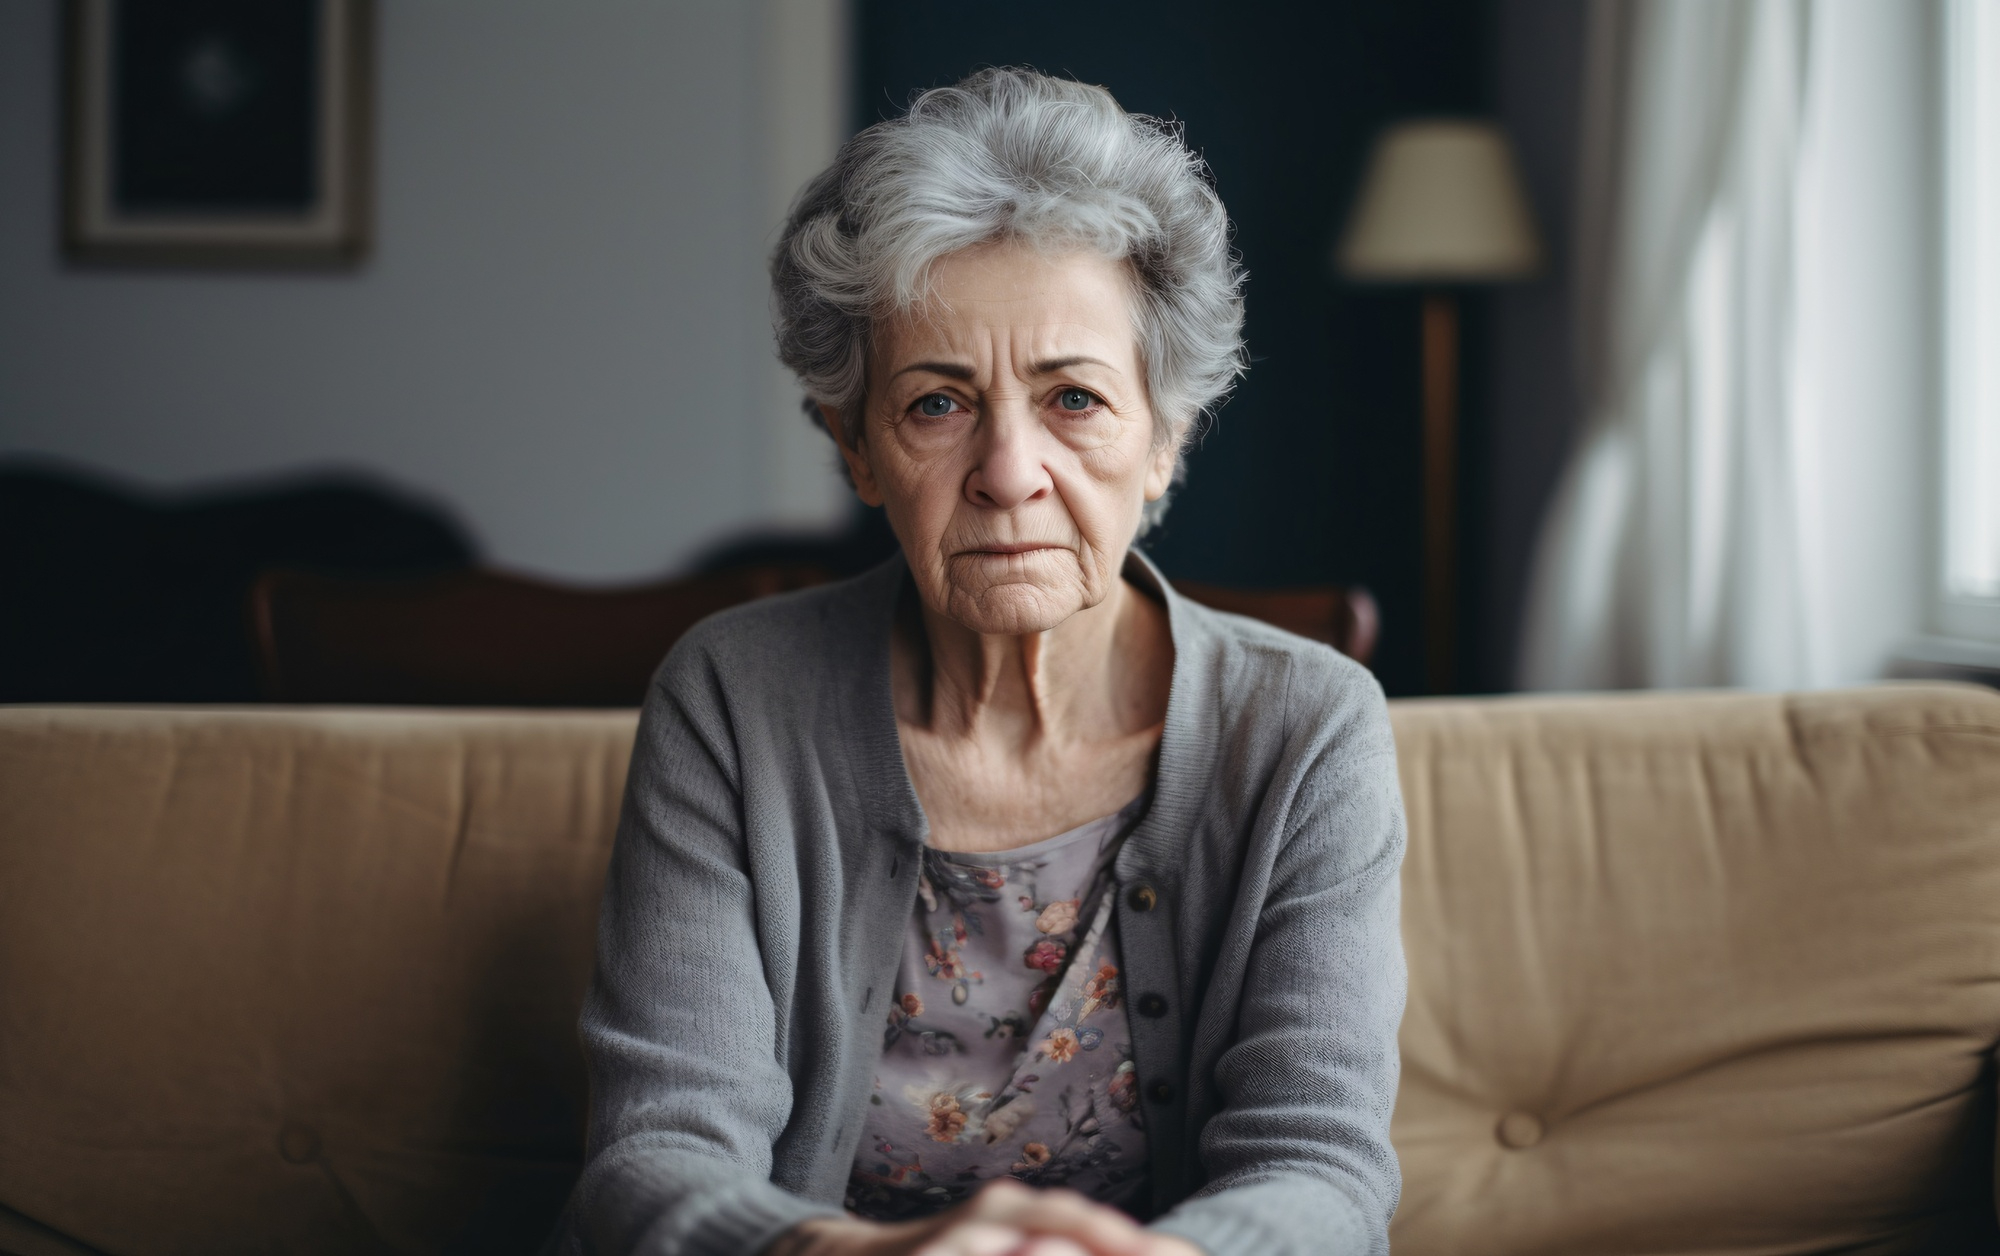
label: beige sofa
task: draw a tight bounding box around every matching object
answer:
[3,684,1998,1255]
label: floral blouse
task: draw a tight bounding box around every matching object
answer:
[845,796,1150,1221]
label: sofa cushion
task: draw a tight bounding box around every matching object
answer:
[1389,684,2000,1254]
[0,707,635,1255]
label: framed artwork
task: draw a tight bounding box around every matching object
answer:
[63,0,374,266]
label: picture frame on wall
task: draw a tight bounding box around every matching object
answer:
[62,0,374,267]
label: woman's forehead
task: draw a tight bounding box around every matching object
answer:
[877,244,1140,369]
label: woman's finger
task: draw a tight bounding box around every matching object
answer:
[912,1220,1032,1256]
[959,1183,1150,1254]
[1016,1238,1095,1256]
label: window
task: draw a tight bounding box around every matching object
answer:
[1941,0,2000,642]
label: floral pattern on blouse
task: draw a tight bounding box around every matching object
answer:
[846,796,1151,1222]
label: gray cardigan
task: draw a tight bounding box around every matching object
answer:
[562,552,1406,1256]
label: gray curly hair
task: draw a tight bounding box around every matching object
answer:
[770,67,1247,516]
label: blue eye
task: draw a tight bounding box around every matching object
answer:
[916,394,956,418]
[1058,388,1095,412]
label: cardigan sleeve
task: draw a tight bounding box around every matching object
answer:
[566,646,841,1256]
[1151,667,1408,1256]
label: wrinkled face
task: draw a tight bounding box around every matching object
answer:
[832,241,1176,636]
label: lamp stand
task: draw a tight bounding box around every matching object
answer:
[1420,290,1458,695]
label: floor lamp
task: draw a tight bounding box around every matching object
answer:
[1336,121,1543,695]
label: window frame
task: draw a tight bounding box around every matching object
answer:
[1937,0,2000,646]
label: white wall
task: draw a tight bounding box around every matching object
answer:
[0,1,851,583]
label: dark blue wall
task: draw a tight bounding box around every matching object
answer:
[856,0,1494,696]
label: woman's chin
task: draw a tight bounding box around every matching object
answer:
[940,580,1088,637]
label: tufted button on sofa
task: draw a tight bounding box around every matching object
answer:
[2,684,1998,1254]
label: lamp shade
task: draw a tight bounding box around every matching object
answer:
[1337,120,1543,281]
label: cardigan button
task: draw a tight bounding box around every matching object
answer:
[1126,884,1158,912]
[1137,992,1168,1018]
[1148,1080,1175,1104]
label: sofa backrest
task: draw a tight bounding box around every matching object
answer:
[2,684,1997,1254]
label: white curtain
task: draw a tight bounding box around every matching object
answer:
[1518,0,1933,691]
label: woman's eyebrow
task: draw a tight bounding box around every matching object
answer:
[1029,355,1115,376]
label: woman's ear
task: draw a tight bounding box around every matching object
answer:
[820,403,885,507]
[1142,430,1179,502]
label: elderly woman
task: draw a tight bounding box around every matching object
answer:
[560,68,1406,1256]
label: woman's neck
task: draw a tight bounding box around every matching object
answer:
[894,572,1166,753]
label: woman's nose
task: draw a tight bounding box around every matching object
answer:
[963,407,1054,510]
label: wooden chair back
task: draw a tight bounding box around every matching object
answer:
[250,565,1377,706]
[1176,580,1380,667]
[250,565,831,706]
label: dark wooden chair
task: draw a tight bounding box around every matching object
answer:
[1,461,474,702]
[249,565,1377,706]
[1175,581,1379,668]
[249,565,833,706]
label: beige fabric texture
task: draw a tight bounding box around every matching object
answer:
[1390,684,2000,1254]
[0,707,635,1256]
[2,684,1998,1254]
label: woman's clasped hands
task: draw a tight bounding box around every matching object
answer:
[779,1180,1203,1256]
